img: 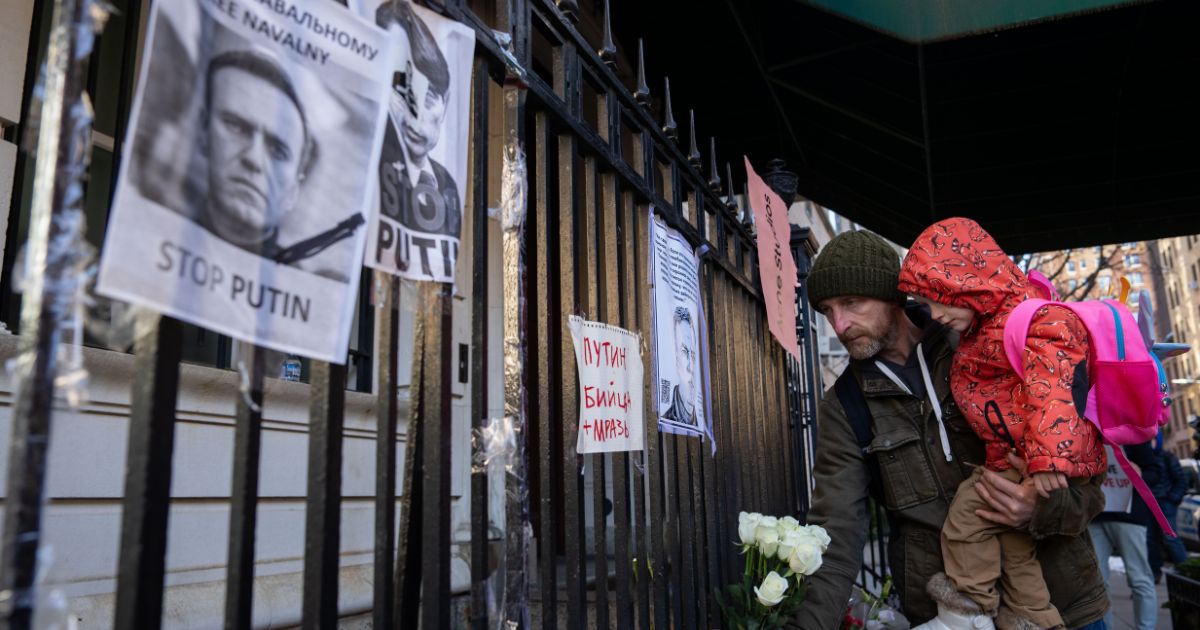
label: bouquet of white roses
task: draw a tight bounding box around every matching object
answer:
[714,512,830,629]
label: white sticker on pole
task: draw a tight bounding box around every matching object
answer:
[569,316,644,454]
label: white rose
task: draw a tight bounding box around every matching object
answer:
[799,524,831,552]
[754,571,788,607]
[778,515,801,536]
[756,524,780,558]
[777,529,803,561]
[788,539,823,576]
[755,516,779,547]
[738,512,762,546]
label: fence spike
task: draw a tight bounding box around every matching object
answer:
[556,0,579,22]
[727,162,740,216]
[662,77,678,140]
[708,137,722,193]
[599,0,617,66]
[635,39,651,105]
[688,110,702,168]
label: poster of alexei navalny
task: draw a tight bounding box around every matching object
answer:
[650,214,710,440]
[351,0,475,283]
[97,0,393,363]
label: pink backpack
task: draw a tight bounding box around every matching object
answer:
[1002,271,1178,536]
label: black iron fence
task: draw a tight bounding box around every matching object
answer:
[0,0,825,628]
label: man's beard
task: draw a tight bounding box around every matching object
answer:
[842,321,899,361]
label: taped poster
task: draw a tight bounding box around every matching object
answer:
[97,0,393,363]
[745,157,800,360]
[649,213,712,444]
[569,316,644,454]
[352,0,475,283]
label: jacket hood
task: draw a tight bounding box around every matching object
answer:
[897,217,1028,320]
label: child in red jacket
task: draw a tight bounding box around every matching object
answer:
[898,218,1106,630]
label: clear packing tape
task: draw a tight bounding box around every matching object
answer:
[8,0,116,411]
[494,86,531,630]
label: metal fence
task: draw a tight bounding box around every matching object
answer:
[0,0,823,628]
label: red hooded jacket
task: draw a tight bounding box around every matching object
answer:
[897,218,1105,478]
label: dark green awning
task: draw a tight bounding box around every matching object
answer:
[800,0,1145,42]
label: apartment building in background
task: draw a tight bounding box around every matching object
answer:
[1157,235,1200,458]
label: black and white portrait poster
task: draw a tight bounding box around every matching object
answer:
[351,0,475,283]
[650,214,712,446]
[97,0,393,363]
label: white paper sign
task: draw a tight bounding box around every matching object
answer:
[351,0,475,283]
[569,317,644,454]
[1101,445,1134,513]
[650,214,710,440]
[97,0,394,363]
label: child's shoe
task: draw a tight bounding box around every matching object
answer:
[912,573,995,630]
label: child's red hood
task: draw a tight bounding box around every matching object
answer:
[897,217,1028,321]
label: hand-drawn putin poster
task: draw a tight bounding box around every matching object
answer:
[97,0,392,363]
[650,214,710,441]
[351,0,475,283]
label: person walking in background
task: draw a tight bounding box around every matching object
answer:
[1148,444,1190,582]
[1090,441,1163,630]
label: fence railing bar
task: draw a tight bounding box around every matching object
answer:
[750,300,771,511]
[468,57,491,630]
[419,284,455,630]
[624,191,651,630]
[501,82,532,629]
[686,436,708,629]
[395,299,426,628]
[580,154,611,630]
[779,346,799,514]
[533,110,559,630]
[373,278,400,630]
[763,326,782,513]
[558,132,586,629]
[602,174,633,630]
[300,361,346,629]
[702,265,731,585]
[224,343,265,630]
[661,434,684,626]
[770,343,790,512]
[672,438,697,630]
[699,413,723,623]
[0,0,97,624]
[112,314,183,630]
[635,203,669,630]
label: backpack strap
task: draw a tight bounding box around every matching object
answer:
[834,369,884,503]
[1001,298,1051,378]
[1027,270,1059,300]
[1107,441,1178,537]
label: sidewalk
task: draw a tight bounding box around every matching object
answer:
[1105,561,1171,629]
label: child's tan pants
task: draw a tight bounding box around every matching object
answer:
[941,467,1064,628]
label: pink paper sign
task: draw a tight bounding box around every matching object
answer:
[744,157,800,361]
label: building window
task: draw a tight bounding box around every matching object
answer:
[1130,272,1144,285]
[1098,276,1112,293]
[1068,279,1078,291]
[1124,253,1140,267]
[1080,258,1087,270]
[1067,261,1076,273]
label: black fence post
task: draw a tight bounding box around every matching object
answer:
[113,315,183,630]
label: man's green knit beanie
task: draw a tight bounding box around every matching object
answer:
[807,230,906,306]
